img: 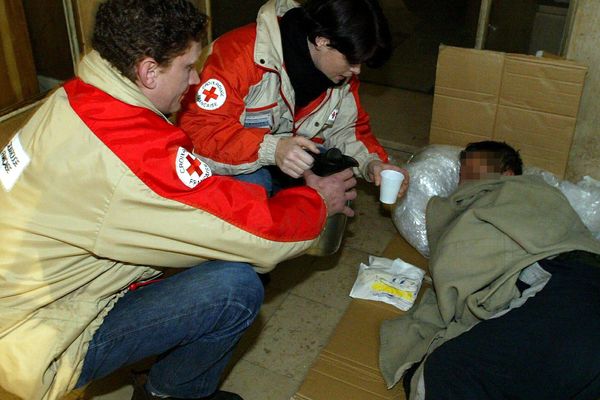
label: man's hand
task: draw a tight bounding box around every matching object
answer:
[367,160,410,199]
[304,168,357,217]
[275,136,320,178]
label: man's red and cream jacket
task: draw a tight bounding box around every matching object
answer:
[177,0,388,180]
[0,50,326,400]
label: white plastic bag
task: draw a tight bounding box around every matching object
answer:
[350,255,426,311]
[559,176,600,240]
[525,168,600,240]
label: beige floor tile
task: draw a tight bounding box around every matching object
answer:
[229,288,290,366]
[221,360,300,400]
[268,254,320,293]
[345,217,397,256]
[239,293,343,381]
[351,180,388,218]
[345,182,399,256]
[257,285,292,327]
[290,246,368,310]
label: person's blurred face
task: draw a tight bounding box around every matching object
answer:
[459,151,504,184]
[309,37,361,83]
[152,41,202,114]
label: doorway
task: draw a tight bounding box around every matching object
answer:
[483,0,570,56]
[360,0,478,93]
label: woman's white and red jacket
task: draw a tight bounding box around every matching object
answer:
[0,50,326,400]
[178,0,389,179]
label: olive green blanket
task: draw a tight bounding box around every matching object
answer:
[379,175,600,399]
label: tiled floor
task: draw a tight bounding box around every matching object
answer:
[64,83,431,400]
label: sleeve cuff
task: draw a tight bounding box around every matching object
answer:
[358,154,382,182]
[258,134,281,166]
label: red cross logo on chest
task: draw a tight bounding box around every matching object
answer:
[202,86,219,103]
[186,155,203,176]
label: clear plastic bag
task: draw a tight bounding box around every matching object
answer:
[524,168,600,239]
[392,145,461,257]
[559,177,600,240]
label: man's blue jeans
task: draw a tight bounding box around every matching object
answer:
[75,261,264,398]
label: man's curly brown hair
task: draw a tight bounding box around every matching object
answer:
[93,0,208,82]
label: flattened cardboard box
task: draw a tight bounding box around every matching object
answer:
[430,45,587,178]
[293,235,428,400]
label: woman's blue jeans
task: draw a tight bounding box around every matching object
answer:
[233,168,274,195]
[75,261,264,398]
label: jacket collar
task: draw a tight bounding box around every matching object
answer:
[254,0,299,71]
[77,50,170,122]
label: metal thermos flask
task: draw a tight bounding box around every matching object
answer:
[305,148,358,256]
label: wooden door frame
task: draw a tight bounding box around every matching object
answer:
[475,0,493,49]
[475,0,576,55]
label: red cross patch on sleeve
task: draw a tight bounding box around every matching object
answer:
[175,147,212,188]
[195,79,227,111]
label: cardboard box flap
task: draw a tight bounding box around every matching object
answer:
[292,300,405,400]
[294,355,404,400]
[500,57,587,117]
[324,300,401,368]
[431,96,496,137]
[434,45,503,103]
[505,53,587,82]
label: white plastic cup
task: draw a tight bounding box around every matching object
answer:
[379,170,405,204]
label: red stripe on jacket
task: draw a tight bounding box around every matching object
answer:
[64,78,326,242]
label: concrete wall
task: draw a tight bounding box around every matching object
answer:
[565,0,600,181]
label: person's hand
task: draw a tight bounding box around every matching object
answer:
[304,168,357,217]
[275,136,320,178]
[367,160,410,199]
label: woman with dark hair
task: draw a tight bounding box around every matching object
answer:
[178,0,408,198]
[302,0,393,69]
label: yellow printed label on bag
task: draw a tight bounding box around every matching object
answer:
[371,279,415,302]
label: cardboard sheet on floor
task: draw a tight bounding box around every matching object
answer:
[429,45,587,178]
[292,234,428,400]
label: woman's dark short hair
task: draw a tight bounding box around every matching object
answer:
[93,0,208,82]
[459,140,523,175]
[301,0,392,68]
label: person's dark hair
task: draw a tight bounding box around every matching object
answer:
[301,0,392,68]
[92,0,208,82]
[460,141,523,175]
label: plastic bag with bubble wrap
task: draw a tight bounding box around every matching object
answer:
[392,145,461,258]
[526,167,600,240]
